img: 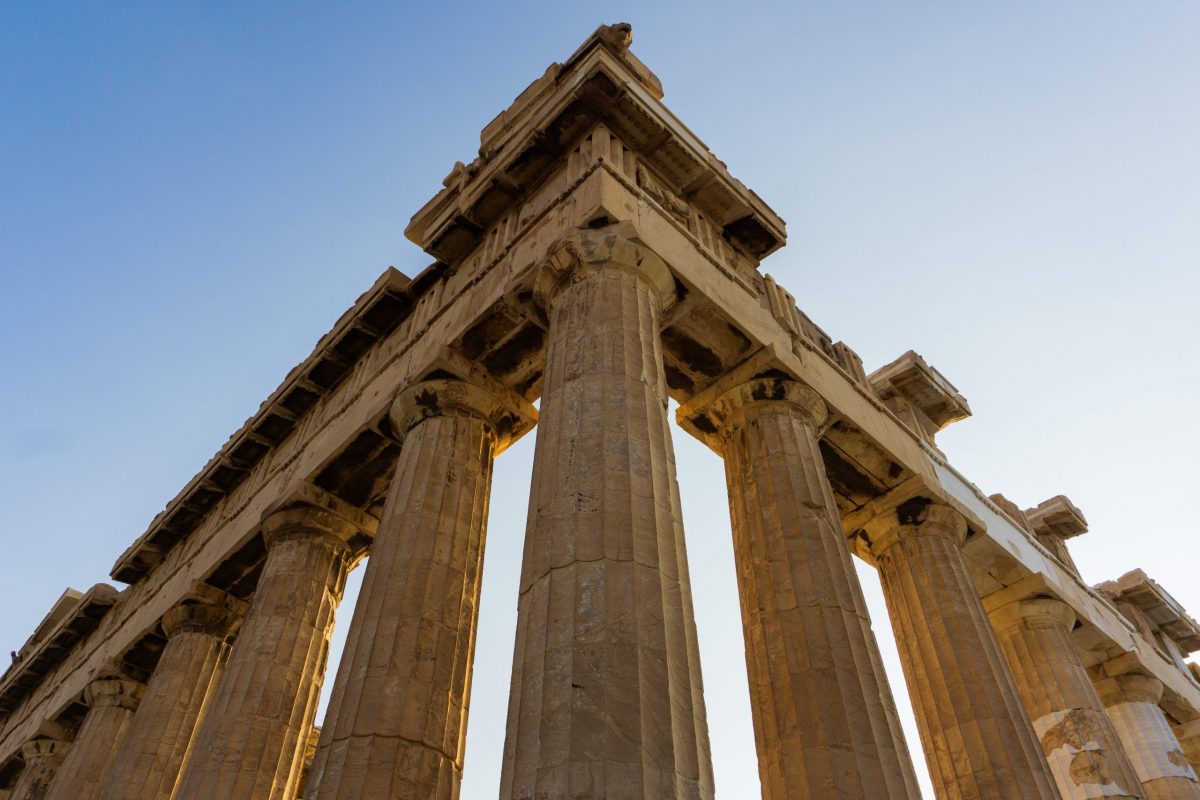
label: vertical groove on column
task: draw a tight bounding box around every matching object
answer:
[306,402,497,800]
[45,679,141,800]
[719,397,919,799]
[991,602,1143,799]
[1101,683,1200,800]
[500,260,713,800]
[174,528,350,800]
[876,520,1061,800]
[11,739,70,800]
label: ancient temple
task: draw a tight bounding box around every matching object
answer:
[2,23,1198,800]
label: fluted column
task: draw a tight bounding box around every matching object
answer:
[174,505,360,800]
[307,378,533,800]
[989,598,1143,799]
[1095,671,1200,799]
[11,736,71,800]
[44,676,143,800]
[1176,721,1200,773]
[868,502,1061,799]
[100,586,244,800]
[698,376,919,798]
[500,223,714,799]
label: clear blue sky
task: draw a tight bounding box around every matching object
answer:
[3,3,1198,797]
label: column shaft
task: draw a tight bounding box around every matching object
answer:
[871,503,1061,799]
[100,595,242,800]
[308,379,528,799]
[44,678,142,800]
[174,509,354,800]
[990,599,1143,799]
[500,227,713,799]
[1097,673,1200,800]
[714,379,918,798]
[11,738,70,800]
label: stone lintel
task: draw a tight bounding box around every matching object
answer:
[868,350,971,434]
[405,23,785,266]
[0,586,119,718]
[1098,570,1200,655]
[1024,495,1088,540]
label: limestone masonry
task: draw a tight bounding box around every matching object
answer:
[2,23,1198,800]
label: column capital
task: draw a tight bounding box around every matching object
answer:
[162,582,248,639]
[389,378,536,453]
[533,221,675,313]
[1094,671,1164,707]
[867,500,968,556]
[20,735,70,765]
[83,676,145,711]
[988,596,1076,634]
[690,376,828,438]
[260,503,366,556]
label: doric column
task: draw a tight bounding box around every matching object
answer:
[173,505,361,800]
[307,378,534,800]
[11,735,71,800]
[500,223,714,799]
[99,585,245,800]
[43,675,143,800]
[696,376,919,798]
[1176,720,1200,773]
[1094,670,1200,799]
[867,502,1061,799]
[989,598,1143,799]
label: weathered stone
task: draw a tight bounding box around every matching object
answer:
[99,586,245,800]
[1094,670,1200,799]
[990,598,1143,799]
[42,675,142,800]
[500,224,713,799]
[11,735,70,800]
[694,375,919,798]
[867,502,1062,799]
[173,506,364,800]
[307,378,534,799]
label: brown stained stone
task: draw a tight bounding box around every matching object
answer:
[43,677,142,800]
[500,224,714,800]
[701,376,919,799]
[990,598,1144,799]
[1176,720,1200,772]
[99,589,244,800]
[11,737,70,800]
[1095,672,1200,800]
[307,379,534,800]
[868,503,1062,800]
[173,507,358,800]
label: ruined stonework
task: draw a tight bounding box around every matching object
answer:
[2,22,1199,800]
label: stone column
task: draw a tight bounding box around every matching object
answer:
[699,376,919,798]
[11,735,70,800]
[499,223,714,799]
[989,598,1143,799]
[307,378,533,800]
[43,675,143,800]
[1176,720,1200,773]
[173,505,360,800]
[1095,671,1200,799]
[100,586,244,800]
[868,502,1061,799]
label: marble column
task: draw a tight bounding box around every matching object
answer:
[44,676,143,800]
[173,505,360,800]
[11,736,71,800]
[100,586,244,800]
[500,223,714,799]
[868,502,1061,799]
[1175,720,1200,773]
[307,378,533,800]
[990,598,1143,799]
[1095,672,1200,799]
[700,376,919,798]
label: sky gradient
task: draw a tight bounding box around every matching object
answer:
[3,3,1199,797]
